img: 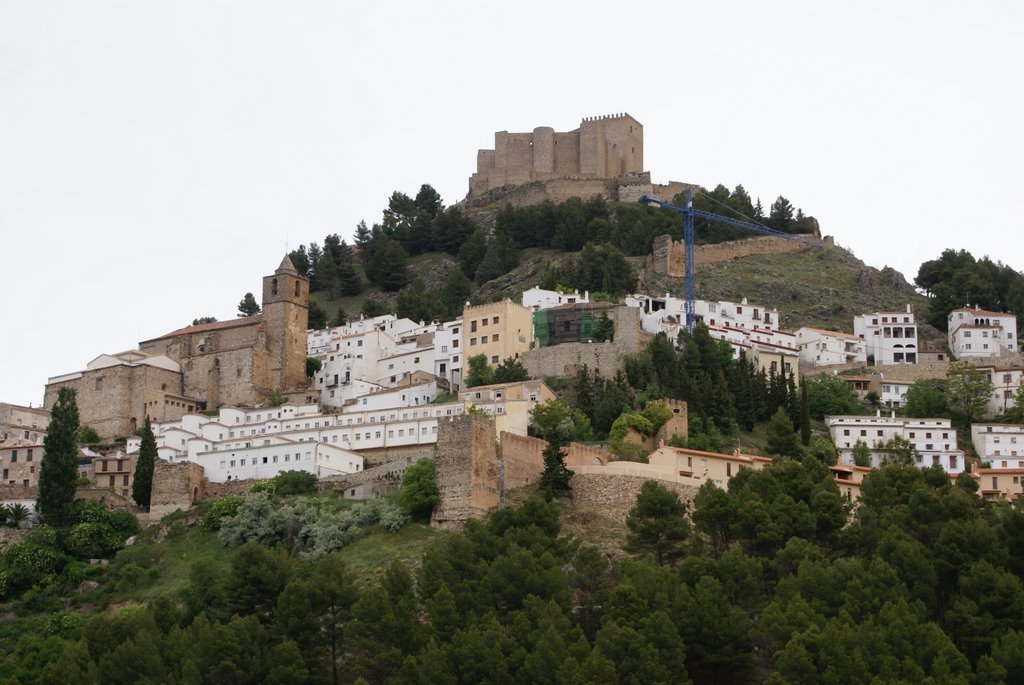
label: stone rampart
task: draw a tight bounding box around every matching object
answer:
[569,473,699,524]
[564,442,612,467]
[647,234,834,278]
[150,459,205,518]
[498,432,545,490]
[319,452,432,499]
[431,415,498,530]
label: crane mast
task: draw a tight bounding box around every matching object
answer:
[640,189,817,331]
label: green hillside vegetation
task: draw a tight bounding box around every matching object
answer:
[3,460,1023,683]
[288,183,853,331]
[916,249,1024,331]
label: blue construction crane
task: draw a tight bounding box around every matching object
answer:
[640,188,818,331]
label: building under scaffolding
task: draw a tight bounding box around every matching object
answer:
[533,302,617,347]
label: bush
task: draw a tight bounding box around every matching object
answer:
[65,522,123,559]
[1,541,67,598]
[199,496,244,533]
[399,459,440,520]
[272,470,317,497]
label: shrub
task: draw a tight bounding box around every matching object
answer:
[272,470,317,497]
[65,522,122,559]
[399,459,440,520]
[199,496,244,533]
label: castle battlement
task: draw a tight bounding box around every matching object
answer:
[468,113,644,199]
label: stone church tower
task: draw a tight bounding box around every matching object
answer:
[262,255,309,393]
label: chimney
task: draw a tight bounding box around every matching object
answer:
[876,409,881,417]
[906,304,912,314]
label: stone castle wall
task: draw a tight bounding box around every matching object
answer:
[647,234,835,278]
[564,442,612,467]
[431,415,498,530]
[149,459,205,519]
[569,473,699,524]
[498,431,545,490]
[654,398,689,444]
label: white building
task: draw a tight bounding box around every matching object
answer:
[826,413,964,474]
[948,307,1018,359]
[972,424,1024,469]
[853,306,919,365]
[975,365,1024,417]
[311,318,443,409]
[136,380,549,482]
[625,294,797,363]
[795,327,867,366]
[522,286,590,311]
[878,379,913,408]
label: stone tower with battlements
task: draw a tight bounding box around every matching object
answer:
[262,255,309,393]
[469,113,644,198]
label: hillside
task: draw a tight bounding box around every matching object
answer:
[313,240,939,342]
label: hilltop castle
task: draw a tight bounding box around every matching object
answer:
[466,113,694,208]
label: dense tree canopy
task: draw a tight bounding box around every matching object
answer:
[915,249,1024,331]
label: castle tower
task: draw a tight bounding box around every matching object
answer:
[261,255,309,393]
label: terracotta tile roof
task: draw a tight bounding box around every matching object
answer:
[798,326,862,341]
[950,307,1016,318]
[141,316,263,343]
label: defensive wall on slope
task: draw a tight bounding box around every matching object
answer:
[647,233,836,278]
[431,415,499,530]
[150,459,205,518]
[569,473,699,524]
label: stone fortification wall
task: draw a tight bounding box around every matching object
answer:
[355,445,437,469]
[569,473,699,524]
[75,487,132,509]
[498,432,545,490]
[654,398,689,444]
[647,234,835,278]
[319,452,432,499]
[150,459,205,518]
[521,307,648,378]
[564,442,612,467]
[431,415,498,530]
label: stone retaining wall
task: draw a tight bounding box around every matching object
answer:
[569,472,699,524]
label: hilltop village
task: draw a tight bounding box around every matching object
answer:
[4,112,1024,683]
[3,113,1024,522]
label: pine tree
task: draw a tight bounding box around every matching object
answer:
[237,292,261,317]
[38,386,81,527]
[766,406,802,458]
[133,417,156,508]
[539,437,572,501]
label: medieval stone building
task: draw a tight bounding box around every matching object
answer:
[46,257,313,439]
[139,255,311,408]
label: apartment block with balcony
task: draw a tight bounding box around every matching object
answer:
[853,305,918,364]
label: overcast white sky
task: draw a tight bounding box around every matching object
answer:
[1,1,1022,407]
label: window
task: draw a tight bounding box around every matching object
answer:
[481,336,488,344]
[491,355,499,364]
[492,333,499,342]
[9,451,15,463]
[470,338,477,346]
[470,321,477,332]
[493,316,499,325]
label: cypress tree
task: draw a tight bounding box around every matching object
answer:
[799,382,811,446]
[539,437,572,501]
[37,386,80,527]
[133,417,157,508]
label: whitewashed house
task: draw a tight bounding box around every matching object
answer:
[853,306,919,364]
[948,307,1018,359]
